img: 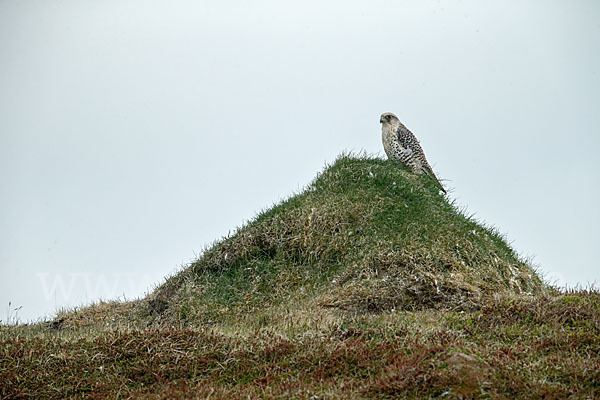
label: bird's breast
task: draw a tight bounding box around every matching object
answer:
[381,125,398,159]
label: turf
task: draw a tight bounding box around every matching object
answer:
[2,155,597,399]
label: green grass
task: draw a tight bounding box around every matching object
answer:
[2,154,597,399]
[140,154,544,328]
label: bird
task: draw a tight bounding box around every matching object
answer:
[380,112,446,193]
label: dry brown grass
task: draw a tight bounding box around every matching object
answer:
[2,291,599,399]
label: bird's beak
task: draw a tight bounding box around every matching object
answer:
[379,117,385,123]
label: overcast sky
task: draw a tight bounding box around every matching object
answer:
[1,0,599,323]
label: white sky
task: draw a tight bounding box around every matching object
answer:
[1,0,599,323]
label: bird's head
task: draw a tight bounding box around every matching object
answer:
[380,112,399,125]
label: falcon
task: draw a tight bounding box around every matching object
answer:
[380,112,446,193]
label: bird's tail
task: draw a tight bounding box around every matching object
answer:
[421,166,446,194]
[437,180,447,194]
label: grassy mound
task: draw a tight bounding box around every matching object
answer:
[140,155,543,327]
[4,154,599,399]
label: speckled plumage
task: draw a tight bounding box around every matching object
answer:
[380,112,446,193]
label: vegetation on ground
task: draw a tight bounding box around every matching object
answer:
[1,155,596,399]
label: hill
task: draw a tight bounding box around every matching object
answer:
[2,155,598,399]
[140,154,543,327]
